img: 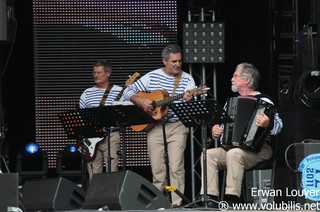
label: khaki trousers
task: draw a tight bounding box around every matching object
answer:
[87,131,121,180]
[200,143,272,197]
[147,121,189,206]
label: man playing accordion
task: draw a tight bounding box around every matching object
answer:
[199,62,283,206]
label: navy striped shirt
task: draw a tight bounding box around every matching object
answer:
[79,85,123,108]
[259,97,283,136]
[123,68,196,123]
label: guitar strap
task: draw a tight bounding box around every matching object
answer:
[172,71,182,96]
[161,71,182,119]
[99,84,113,107]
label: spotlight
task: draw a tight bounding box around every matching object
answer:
[183,22,225,63]
[57,144,82,170]
[25,142,40,154]
[68,145,77,153]
[16,142,48,185]
[56,144,88,186]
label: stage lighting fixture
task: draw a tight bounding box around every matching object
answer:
[16,142,48,185]
[56,144,88,185]
[68,145,77,153]
[183,22,225,63]
[25,142,40,154]
[57,144,82,171]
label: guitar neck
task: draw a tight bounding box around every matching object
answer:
[155,93,184,107]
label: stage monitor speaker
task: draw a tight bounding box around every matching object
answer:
[83,170,172,210]
[0,173,19,212]
[21,177,85,211]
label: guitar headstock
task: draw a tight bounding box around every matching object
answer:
[189,85,210,96]
[125,72,140,86]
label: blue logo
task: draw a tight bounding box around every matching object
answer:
[298,153,320,201]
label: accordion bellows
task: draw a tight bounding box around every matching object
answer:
[221,96,275,152]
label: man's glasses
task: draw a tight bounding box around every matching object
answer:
[93,71,105,76]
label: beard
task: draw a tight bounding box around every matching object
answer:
[231,84,238,93]
[171,68,181,74]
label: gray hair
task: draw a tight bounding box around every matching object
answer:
[237,62,260,90]
[93,59,112,72]
[161,44,182,60]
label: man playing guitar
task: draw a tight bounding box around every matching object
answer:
[123,44,196,207]
[79,59,123,180]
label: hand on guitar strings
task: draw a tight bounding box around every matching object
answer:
[140,99,153,110]
[138,98,157,116]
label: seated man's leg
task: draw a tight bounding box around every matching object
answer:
[200,147,227,197]
[225,144,272,198]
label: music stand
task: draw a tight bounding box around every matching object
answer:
[59,109,106,140]
[87,105,157,169]
[169,99,231,208]
[59,109,105,189]
[59,105,156,178]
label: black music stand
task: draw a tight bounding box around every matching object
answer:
[59,109,105,190]
[85,105,157,169]
[169,99,231,208]
[59,105,156,182]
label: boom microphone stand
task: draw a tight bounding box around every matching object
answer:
[169,99,231,208]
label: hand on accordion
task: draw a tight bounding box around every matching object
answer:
[255,112,270,128]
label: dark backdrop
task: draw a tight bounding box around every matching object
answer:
[1,0,35,170]
[1,0,273,170]
[1,0,271,197]
[5,0,317,201]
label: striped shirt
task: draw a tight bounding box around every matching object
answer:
[123,68,196,123]
[79,85,123,108]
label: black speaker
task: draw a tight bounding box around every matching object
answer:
[83,170,172,210]
[21,177,85,211]
[0,173,18,212]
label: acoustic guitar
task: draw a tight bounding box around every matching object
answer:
[78,72,140,162]
[131,85,209,132]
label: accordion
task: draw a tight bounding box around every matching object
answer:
[220,96,275,152]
